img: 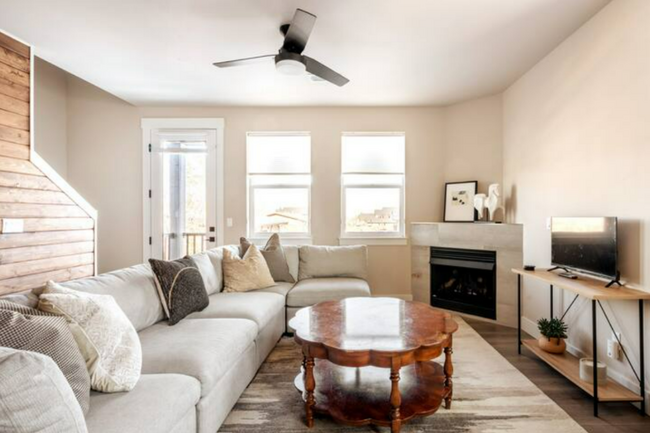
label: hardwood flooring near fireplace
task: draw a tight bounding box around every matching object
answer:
[464,317,650,433]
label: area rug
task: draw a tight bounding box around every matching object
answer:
[220,317,585,432]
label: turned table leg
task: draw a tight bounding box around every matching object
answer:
[390,360,402,433]
[444,338,454,410]
[304,355,316,428]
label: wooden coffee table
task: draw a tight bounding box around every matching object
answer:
[289,297,458,433]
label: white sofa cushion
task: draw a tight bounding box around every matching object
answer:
[86,374,200,433]
[286,277,371,307]
[186,292,284,330]
[59,264,163,332]
[0,348,87,433]
[254,282,294,297]
[138,318,257,396]
[298,245,368,280]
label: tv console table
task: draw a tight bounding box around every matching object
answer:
[512,268,649,417]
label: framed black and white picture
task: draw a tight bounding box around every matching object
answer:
[443,181,478,222]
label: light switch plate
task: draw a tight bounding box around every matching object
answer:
[2,218,24,233]
[226,218,233,228]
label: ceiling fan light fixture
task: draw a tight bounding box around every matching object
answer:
[276,58,306,75]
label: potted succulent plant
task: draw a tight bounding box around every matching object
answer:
[537,317,568,354]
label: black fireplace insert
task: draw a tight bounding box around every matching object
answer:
[430,246,497,320]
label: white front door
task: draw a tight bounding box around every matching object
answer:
[149,130,217,260]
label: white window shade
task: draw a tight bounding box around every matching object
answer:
[342,134,405,174]
[247,134,311,174]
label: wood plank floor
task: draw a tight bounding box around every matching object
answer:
[465,317,650,433]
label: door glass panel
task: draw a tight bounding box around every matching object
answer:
[161,141,208,260]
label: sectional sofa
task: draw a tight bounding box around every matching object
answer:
[1,244,371,433]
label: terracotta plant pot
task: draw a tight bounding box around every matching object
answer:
[538,336,566,354]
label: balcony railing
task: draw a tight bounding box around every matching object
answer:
[162,232,206,260]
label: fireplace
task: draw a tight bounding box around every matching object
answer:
[430,247,497,320]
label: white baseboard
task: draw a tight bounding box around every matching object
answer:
[521,315,648,415]
[374,293,413,301]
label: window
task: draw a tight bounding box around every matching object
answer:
[247,133,311,239]
[341,133,405,241]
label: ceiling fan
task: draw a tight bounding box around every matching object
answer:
[213,9,349,87]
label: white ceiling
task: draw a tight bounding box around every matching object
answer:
[0,0,610,106]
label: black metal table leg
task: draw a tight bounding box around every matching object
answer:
[550,284,553,318]
[592,299,599,417]
[518,274,522,355]
[640,300,646,416]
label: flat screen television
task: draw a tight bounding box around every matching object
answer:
[551,217,618,279]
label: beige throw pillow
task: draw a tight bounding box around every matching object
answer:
[223,244,275,292]
[38,282,142,393]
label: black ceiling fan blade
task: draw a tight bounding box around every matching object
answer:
[303,56,349,87]
[213,54,275,68]
[282,9,317,54]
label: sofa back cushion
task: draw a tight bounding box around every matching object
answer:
[58,264,163,332]
[283,245,299,282]
[188,245,239,294]
[298,245,368,280]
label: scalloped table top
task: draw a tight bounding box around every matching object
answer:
[289,297,458,355]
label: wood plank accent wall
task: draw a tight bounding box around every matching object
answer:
[0,32,95,296]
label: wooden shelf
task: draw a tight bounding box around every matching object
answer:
[512,268,650,301]
[522,339,642,402]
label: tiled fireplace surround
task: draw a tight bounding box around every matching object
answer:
[411,222,523,327]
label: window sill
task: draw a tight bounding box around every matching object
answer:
[339,237,408,246]
[249,236,313,246]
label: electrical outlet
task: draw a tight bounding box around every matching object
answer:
[226,218,233,228]
[2,218,24,233]
[607,332,622,360]
[546,217,552,230]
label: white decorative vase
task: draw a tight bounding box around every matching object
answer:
[579,358,607,384]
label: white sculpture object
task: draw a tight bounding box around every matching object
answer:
[473,193,487,220]
[485,183,504,221]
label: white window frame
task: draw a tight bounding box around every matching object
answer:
[340,132,407,246]
[246,132,312,243]
[141,118,225,261]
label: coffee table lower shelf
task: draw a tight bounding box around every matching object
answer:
[522,339,642,402]
[294,359,450,428]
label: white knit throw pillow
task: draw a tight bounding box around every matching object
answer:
[38,282,142,393]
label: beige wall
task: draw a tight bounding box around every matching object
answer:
[34,57,68,177]
[139,106,447,297]
[35,63,504,296]
[443,94,503,193]
[503,0,649,404]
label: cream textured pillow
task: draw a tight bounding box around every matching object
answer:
[38,282,142,393]
[223,244,275,292]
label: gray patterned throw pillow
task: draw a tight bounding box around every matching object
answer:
[149,257,209,325]
[0,300,91,414]
[240,233,295,283]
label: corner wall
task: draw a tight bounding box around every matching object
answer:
[503,0,649,406]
